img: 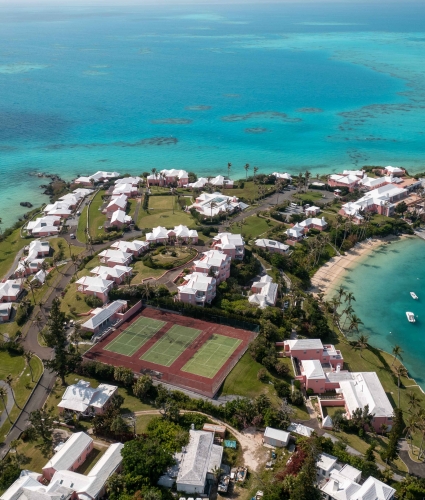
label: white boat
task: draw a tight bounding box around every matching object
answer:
[406,312,416,323]
[410,292,419,300]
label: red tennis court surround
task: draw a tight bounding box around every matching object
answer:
[84,306,257,397]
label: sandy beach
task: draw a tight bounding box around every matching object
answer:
[310,237,399,297]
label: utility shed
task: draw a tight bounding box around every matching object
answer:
[202,424,226,438]
[263,427,290,448]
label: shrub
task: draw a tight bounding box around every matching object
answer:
[290,389,304,406]
[294,379,301,390]
[257,368,268,382]
[306,388,314,396]
[275,362,290,376]
[84,295,103,308]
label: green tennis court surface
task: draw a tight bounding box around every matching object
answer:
[182,334,242,378]
[140,324,202,367]
[104,317,166,356]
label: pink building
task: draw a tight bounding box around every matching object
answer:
[147,169,189,187]
[167,225,199,244]
[328,174,362,192]
[90,265,132,285]
[42,432,93,480]
[0,303,13,322]
[105,194,127,217]
[286,217,327,244]
[111,239,149,256]
[98,249,133,268]
[75,276,114,303]
[177,272,216,306]
[57,380,118,416]
[110,209,132,228]
[0,279,23,302]
[192,250,231,285]
[211,233,245,260]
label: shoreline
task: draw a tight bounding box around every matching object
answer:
[310,235,404,298]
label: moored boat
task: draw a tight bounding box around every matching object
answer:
[406,312,416,323]
[410,292,419,299]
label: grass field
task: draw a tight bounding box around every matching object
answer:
[104,317,166,356]
[137,209,196,229]
[182,334,241,378]
[230,216,277,239]
[88,190,108,239]
[140,324,202,367]
[0,228,33,279]
[76,205,88,243]
[131,261,165,284]
[149,195,174,210]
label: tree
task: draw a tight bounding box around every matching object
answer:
[114,366,134,386]
[121,437,175,491]
[5,374,21,410]
[133,375,153,400]
[28,407,55,442]
[356,334,369,358]
[348,314,363,335]
[244,163,250,180]
[43,298,81,385]
[24,351,34,382]
[392,345,404,366]
[394,364,408,407]
[395,201,408,216]
[407,391,421,413]
[227,162,231,179]
[380,423,388,436]
[0,387,12,424]
[110,415,129,438]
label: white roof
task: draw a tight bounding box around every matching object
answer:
[285,338,323,351]
[107,194,127,210]
[0,302,13,316]
[161,168,188,179]
[321,470,362,500]
[73,188,93,198]
[98,249,132,264]
[322,415,333,429]
[168,225,198,239]
[250,276,278,309]
[385,165,403,174]
[255,238,289,252]
[187,177,209,188]
[177,430,222,488]
[272,172,292,180]
[191,192,245,216]
[112,183,135,196]
[209,175,225,186]
[317,452,337,472]
[0,475,51,500]
[27,216,60,233]
[90,171,120,181]
[115,176,141,186]
[82,300,127,330]
[330,174,361,185]
[32,270,47,284]
[343,170,364,177]
[213,232,244,249]
[43,432,93,471]
[111,239,149,253]
[76,276,114,294]
[0,279,23,301]
[44,201,72,213]
[338,372,393,418]
[286,223,304,238]
[287,422,314,437]
[146,226,169,241]
[111,209,131,224]
[264,427,290,443]
[342,183,407,215]
[351,476,395,500]
[58,194,79,205]
[57,380,117,412]
[75,176,93,184]
[193,250,230,270]
[178,272,215,295]
[299,216,327,228]
[28,239,50,255]
[339,464,362,482]
[305,205,320,212]
[302,359,326,379]
[91,265,131,280]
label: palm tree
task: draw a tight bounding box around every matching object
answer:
[407,391,421,413]
[344,291,356,306]
[356,334,369,358]
[391,345,404,366]
[275,180,283,206]
[244,163,250,180]
[253,166,259,182]
[348,314,363,336]
[210,201,218,222]
[304,170,311,190]
[337,286,346,302]
[0,386,12,424]
[394,364,408,407]
[227,162,231,179]
[5,375,21,409]
[24,351,34,382]
[342,305,354,329]
[405,413,419,450]
[379,423,388,436]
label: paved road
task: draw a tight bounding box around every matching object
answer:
[0,382,14,430]
[398,439,425,478]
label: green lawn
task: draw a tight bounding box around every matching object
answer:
[230,216,277,240]
[104,317,166,357]
[0,229,33,279]
[49,237,85,260]
[293,190,324,202]
[136,414,158,434]
[141,324,202,367]
[77,205,89,243]
[137,209,196,229]
[152,247,195,266]
[182,334,242,378]
[222,181,274,202]
[0,320,21,340]
[88,190,108,240]
[76,446,105,474]
[0,355,44,439]
[149,195,174,210]
[15,439,51,473]
[131,261,165,283]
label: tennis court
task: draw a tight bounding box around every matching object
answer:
[104,317,166,357]
[140,324,202,367]
[181,334,242,378]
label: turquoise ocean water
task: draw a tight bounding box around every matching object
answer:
[335,237,425,389]
[1,3,425,226]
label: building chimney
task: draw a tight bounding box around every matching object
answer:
[191,423,195,430]
[332,480,339,492]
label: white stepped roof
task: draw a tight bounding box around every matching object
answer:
[57,380,117,412]
[285,338,323,351]
[43,432,93,471]
[82,300,127,330]
[111,209,131,224]
[255,238,289,252]
[107,194,127,210]
[302,359,326,379]
[317,452,338,472]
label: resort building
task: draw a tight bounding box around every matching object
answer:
[176,430,223,494]
[110,239,149,256]
[167,225,199,243]
[192,250,231,284]
[43,201,73,217]
[189,192,248,218]
[26,239,51,260]
[74,176,94,187]
[177,272,216,306]
[57,380,118,416]
[81,300,128,334]
[110,209,132,228]
[255,238,289,254]
[27,216,61,236]
[342,170,365,178]
[105,194,128,217]
[0,472,72,500]
[42,432,94,480]
[328,174,363,192]
[317,453,338,479]
[263,427,290,448]
[75,276,114,303]
[115,176,141,186]
[212,232,245,260]
[15,240,51,277]
[0,279,23,302]
[47,442,124,500]
[186,177,209,189]
[299,217,328,232]
[305,205,321,216]
[340,183,408,220]
[98,249,133,267]
[272,172,292,181]
[384,165,405,177]
[111,183,138,198]
[248,275,278,309]
[0,303,13,323]
[74,171,120,186]
[147,169,189,187]
[90,265,132,284]
[145,226,169,245]
[281,338,344,367]
[286,223,305,243]
[208,175,234,188]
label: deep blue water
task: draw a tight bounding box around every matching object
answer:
[1,2,425,225]
[335,237,425,389]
